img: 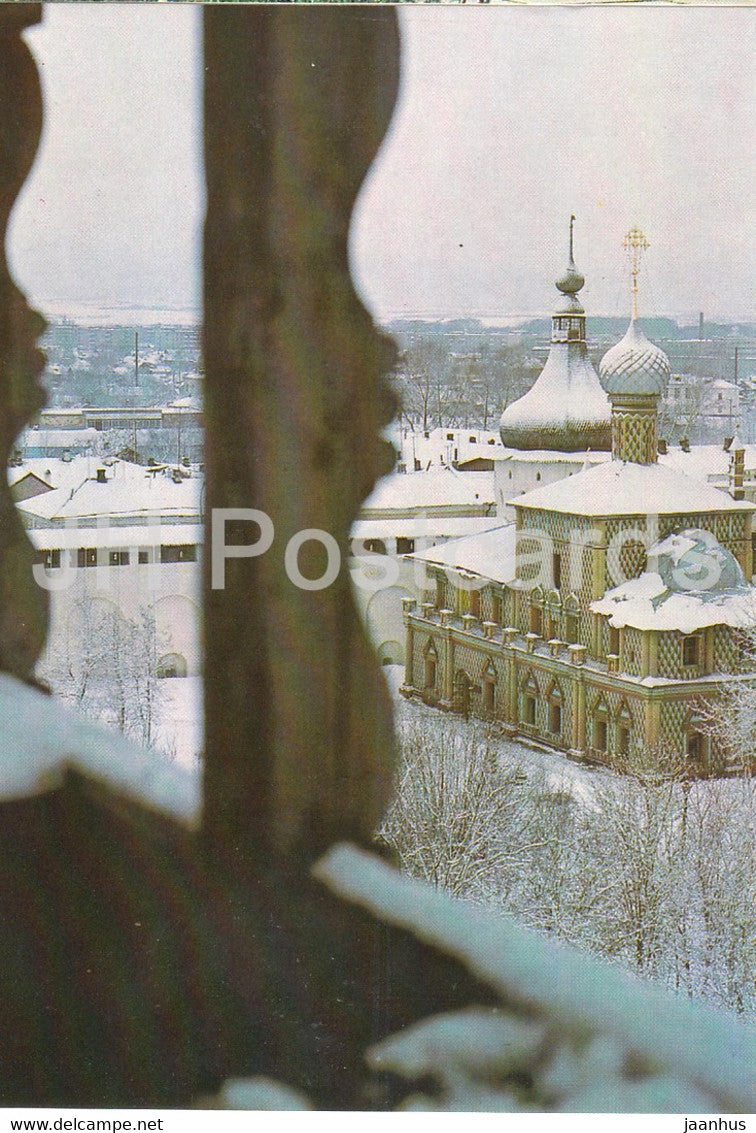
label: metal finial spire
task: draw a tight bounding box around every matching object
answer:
[556,215,584,295]
[623,226,650,322]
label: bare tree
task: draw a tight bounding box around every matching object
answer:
[379,718,548,903]
[382,711,756,1018]
[40,603,166,749]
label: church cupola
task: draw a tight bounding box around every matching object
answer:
[499,217,611,452]
[599,227,670,464]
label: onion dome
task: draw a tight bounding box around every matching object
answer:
[599,319,670,397]
[499,218,611,453]
[649,529,748,596]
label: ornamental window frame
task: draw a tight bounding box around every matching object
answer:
[681,633,701,669]
[424,640,438,690]
[546,679,563,736]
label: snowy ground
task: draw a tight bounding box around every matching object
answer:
[383,664,610,810]
[152,674,203,772]
[147,663,609,805]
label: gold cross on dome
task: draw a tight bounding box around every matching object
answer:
[623,227,650,320]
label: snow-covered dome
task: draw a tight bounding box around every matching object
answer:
[499,222,611,453]
[499,346,612,452]
[648,529,747,596]
[599,319,670,397]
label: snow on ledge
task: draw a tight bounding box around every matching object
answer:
[313,843,756,1113]
[0,673,200,827]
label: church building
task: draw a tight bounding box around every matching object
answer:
[401,225,756,773]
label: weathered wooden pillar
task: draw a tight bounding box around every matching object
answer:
[203,8,400,866]
[0,5,48,682]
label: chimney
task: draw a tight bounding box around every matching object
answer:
[680,437,690,453]
[96,467,107,484]
[729,434,745,499]
[657,437,668,455]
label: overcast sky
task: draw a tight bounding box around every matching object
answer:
[9,5,754,323]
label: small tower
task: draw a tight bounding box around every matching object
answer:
[499,217,611,451]
[599,227,670,464]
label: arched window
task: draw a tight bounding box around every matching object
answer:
[682,634,700,668]
[608,623,620,656]
[469,589,481,619]
[564,594,580,645]
[521,672,539,728]
[453,670,472,717]
[546,680,563,736]
[616,702,632,756]
[529,587,545,637]
[482,660,497,714]
[592,697,609,752]
[157,653,188,679]
[424,641,438,690]
[684,711,707,764]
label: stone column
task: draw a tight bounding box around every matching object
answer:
[404,614,415,688]
[506,646,518,726]
[646,696,661,751]
[202,8,400,866]
[0,5,48,683]
[443,629,454,703]
[572,670,586,755]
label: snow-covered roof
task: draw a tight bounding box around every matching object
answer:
[386,424,503,471]
[499,237,612,453]
[17,488,80,523]
[351,516,501,541]
[8,468,53,490]
[409,524,517,585]
[499,343,611,453]
[166,396,202,410]
[20,428,99,448]
[496,448,612,467]
[513,460,754,517]
[17,469,202,526]
[28,523,203,551]
[658,444,752,483]
[361,468,495,516]
[592,571,756,633]
[592,527,756,632]
[8,456,146,493]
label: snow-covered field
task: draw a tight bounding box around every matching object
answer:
[384,664,608,810]
[152,674,203,772]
